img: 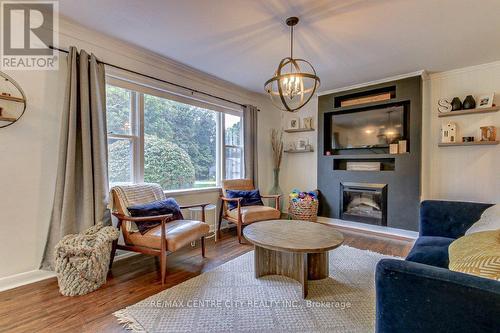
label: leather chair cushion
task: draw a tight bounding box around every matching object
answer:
[127,219,209,252]
[227,205,281,224]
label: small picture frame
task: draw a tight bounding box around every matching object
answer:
[477,93,494,108]
[288,117,300,129]
[295,138,308,150]
[303,117,313,129]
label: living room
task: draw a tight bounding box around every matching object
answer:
[0,1,499,332]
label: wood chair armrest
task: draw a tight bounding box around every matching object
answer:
[219,196,242,217]
[260,194,281,199]
[220,196,242,202]
[179,203,211,209]
[112,212,172,223]
[259,194,281,211]
[179,203,211,222]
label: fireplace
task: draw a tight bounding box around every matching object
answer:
[340,182,388,226]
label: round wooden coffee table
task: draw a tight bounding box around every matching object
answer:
[243,219,344,298]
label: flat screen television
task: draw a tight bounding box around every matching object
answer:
[330,104,408,150]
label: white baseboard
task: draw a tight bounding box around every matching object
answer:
[114,251,140,262]
[317,216,418,240]
[0,270,56,292]
[0,251,141,293]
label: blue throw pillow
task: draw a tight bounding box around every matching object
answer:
[225,189,264,210]
[127,198,184,235]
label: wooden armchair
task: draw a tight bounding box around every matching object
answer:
[109,183,210,284]
[218,179,281,244]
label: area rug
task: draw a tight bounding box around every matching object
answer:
[115,246,400,332]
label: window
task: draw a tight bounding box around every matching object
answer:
[106,85,136,185]
[106,78,244,191]
[224,113,243,180]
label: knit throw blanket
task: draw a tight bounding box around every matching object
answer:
[54,223,119,296]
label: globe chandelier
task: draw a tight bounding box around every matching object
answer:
[265,17,320,112]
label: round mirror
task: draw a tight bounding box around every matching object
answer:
[0,72,27,128]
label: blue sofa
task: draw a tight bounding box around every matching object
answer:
[375,200,500,333]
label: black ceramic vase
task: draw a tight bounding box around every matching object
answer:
[451,97,462,111]
[463,95,476,109]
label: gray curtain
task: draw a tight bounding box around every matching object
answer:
[243,105,258,186]
[40,47,110,270]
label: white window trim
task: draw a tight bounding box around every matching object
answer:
[106,69,243,115]
[106,74,245,192]
[164,186,222,197]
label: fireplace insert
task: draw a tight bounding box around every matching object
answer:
[340,182,387,226]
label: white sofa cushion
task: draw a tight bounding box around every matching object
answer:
[465,204,500,235]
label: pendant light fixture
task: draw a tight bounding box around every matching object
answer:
[265,17,320,112]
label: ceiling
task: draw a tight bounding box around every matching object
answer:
[58,0,500,93]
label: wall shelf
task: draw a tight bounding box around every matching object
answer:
[0,116,17,122]
[0,94,25,103]
[330,153,408,159]
[438,106,499,117]
[334,158,395,171]
[0,72,27,129]
[284,128,315,133]
[284,149,314,153]
[438,141,499,147]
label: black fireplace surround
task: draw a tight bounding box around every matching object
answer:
[340,183,388,226]
[317,76,422,231]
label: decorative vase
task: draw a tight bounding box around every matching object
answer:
[451,97,462,111]
[269,168,283,211]
[462,95,476,109]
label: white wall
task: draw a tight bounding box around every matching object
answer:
[280,96,318,210]
[0,18,280,279]
[0,67,67,276]
[422,62,500,203]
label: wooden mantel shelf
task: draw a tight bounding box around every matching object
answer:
[0,116,17,122]
[0,94,24,103]
[284,149,314,153]
[438,141,499,147]
[284,128,315,133]
[438,106,499,117]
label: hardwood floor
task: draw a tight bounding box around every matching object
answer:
[0,227,413,333]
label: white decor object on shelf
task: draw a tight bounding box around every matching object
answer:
[346,162,381,171]
[303,117,313,129]
[438,99,452,113]
[389,143,399,154]
[295,138,308,150]
[477,93,494,109]
[441,122,457,143]
[398,140,407,153]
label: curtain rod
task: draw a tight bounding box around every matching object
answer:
[50,45,254,110]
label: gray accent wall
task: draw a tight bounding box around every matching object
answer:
[317,76,422,231]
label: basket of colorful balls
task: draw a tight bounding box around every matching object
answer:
[288,189,319,222]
